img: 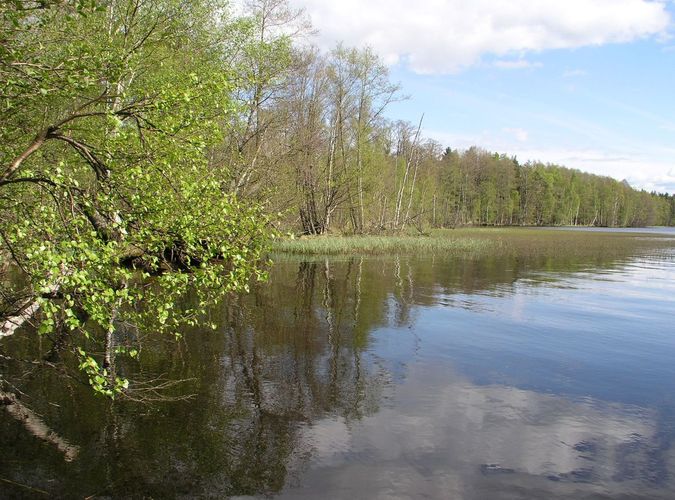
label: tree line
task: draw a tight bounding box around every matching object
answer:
[195,0,673,233]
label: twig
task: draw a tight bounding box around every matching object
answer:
[0,477,49,496]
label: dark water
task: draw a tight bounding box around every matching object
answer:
[2,245,675,499]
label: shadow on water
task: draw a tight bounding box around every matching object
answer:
[1,245,675,498]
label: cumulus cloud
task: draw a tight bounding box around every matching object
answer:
[291,0,671,73]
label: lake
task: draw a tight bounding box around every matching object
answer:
[2,233,675,499]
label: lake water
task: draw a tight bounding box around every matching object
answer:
[2,238,675,498]
[543,226,675,236]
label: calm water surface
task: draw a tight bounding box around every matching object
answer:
[2,242,675,499]
[543,226,675,236]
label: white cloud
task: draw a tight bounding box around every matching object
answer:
[296,364,662,498]
[503,128,529,142]
[291,0,671,73]
[493,59,543,70]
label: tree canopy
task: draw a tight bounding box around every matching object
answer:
[1,0,272,396]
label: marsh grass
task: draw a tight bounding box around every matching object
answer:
[272,228,675,259]
[272,234,495,256]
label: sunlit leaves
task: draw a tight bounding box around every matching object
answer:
[1,0,273,397]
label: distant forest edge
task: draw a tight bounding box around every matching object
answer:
[365,147,675,230]
[274,138,675,232]
[192,6,673,233]
[251,45,675,232]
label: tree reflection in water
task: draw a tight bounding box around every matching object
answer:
[2,249,675,498]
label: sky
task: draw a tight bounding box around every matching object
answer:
[288,0,675,194]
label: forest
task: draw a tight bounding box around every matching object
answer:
[202,0,675,233]
[1,0,674,396]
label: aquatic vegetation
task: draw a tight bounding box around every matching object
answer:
[272,233,495,256]
[272,228,675,259]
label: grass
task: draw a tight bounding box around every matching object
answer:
[272,233,495,256]
[271,227,675,259]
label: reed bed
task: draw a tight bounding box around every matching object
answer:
[272,227,675,258]
[271,233,495,256]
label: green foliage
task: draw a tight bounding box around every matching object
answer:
[422,148,673,229]
[1,0,272,396]
[77,347,128,398]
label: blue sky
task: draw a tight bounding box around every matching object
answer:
[290,0,675,193]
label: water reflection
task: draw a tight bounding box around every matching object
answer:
[290,364,670,500]
[1,248,675,498]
